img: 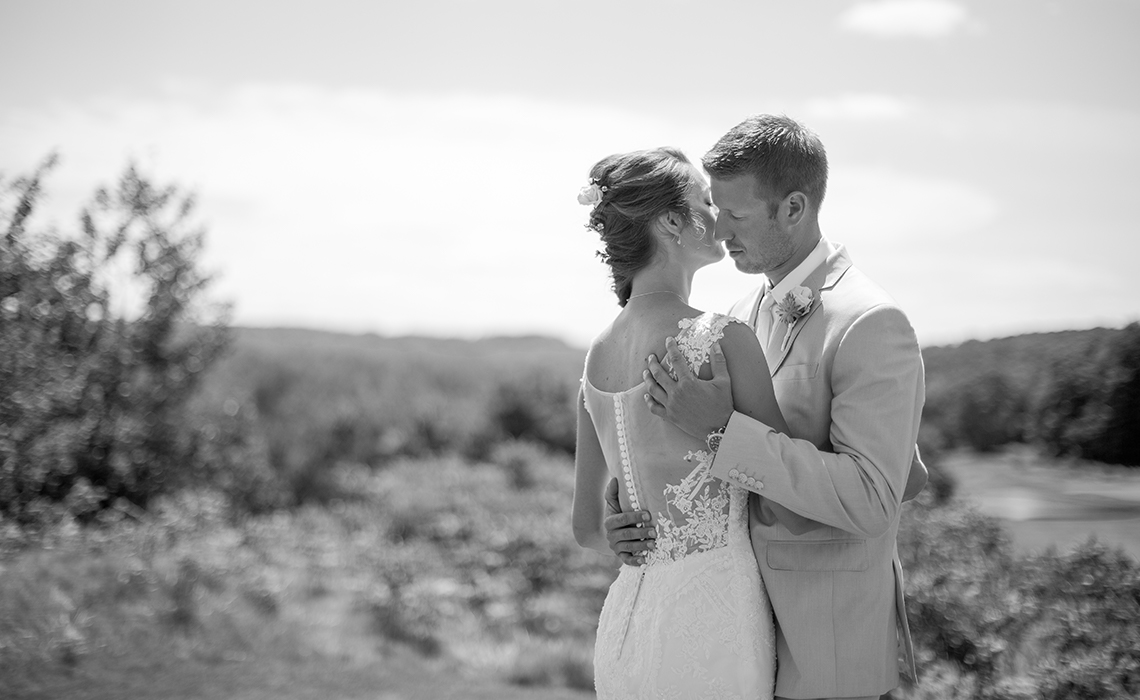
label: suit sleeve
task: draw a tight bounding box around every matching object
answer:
[708,304,925,537]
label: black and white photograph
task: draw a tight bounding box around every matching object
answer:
[2,1,1138,698]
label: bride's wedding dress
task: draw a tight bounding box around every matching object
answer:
[583,312,776,700]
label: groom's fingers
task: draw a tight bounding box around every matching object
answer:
[646,353,671,385]
[604,477,622,514]
[644,392,666,418]
[604,510,653,535]
[708,341,728,380]
[662,337,692,380]
[643,370,667,402]
[604,510,656,563]
[645,354,675,396]
[642,379,668,418]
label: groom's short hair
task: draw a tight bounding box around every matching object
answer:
[703,115,828,216]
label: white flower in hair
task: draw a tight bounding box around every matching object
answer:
[577,179,608,209]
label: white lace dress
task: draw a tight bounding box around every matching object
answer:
[582,312,776,700]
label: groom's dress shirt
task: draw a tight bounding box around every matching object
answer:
[755,237,833,345]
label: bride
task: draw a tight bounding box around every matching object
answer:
[572,147,787,699]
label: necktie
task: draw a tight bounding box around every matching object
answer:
[756,290,776,347]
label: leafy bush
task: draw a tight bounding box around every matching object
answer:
[488,373,577,455]
[899,491,1140,699]
[900,500,1027,685]
[1023,542,1140,699]
[0,158,263,528]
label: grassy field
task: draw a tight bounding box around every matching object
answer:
[941,447,1140,560]
[4,447,1139,699]
[10,652,594,700]
[1,450,603,700]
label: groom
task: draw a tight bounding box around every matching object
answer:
[604,115,926,700]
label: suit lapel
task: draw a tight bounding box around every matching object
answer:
[730,285,765,330]
[766,245,854,376]
[767,297,821,375]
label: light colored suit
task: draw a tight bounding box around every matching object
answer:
[710,244,925,699]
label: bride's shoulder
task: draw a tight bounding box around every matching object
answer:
[672,311,753,373]
[682,312,762,362]
[583,321,620,375]
[676,311,748,340]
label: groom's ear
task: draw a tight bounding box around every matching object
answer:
[782,191,808,226]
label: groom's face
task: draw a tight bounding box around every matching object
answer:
[710,175,794,275]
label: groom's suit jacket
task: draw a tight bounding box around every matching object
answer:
[710,244,925,699]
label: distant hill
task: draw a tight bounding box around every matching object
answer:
[212,323,1137,466]
[225,324,1127,399]
[226,324,1132,384]
[191,328,590,492]
[920,325,1139,463]
[230,327,587,378]
[921,327,1122,397]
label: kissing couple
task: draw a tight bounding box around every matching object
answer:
[572,114,928,700]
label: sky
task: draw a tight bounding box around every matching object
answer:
[1,0,1137,349]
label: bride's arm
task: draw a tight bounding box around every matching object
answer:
[572,385,612,555]
[719,323,828,534]
[719,323,789,435]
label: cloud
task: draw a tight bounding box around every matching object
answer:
[4,85,1132,348]
[838,0,977,38]
[0,83,716,346]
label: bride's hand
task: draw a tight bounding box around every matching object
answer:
[643,338,734,439]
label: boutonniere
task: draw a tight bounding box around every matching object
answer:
[774,286,814,351]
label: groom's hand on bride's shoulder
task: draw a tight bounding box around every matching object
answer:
[603,478,655,566]
[643,338,733,439]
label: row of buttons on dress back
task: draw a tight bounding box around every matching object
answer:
[613,395,640,510]
[728,468,763,491]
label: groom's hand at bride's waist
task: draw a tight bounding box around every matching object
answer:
[603,478,655,566]
[643,338,733,440]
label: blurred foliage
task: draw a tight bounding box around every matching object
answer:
[490,375,577,455]
[2,449,1136,697]
[897,479,1140,699]
[191,328,584,505]
[1030,323,1140,466]
[0,454,607,695]
[921,326,1140,465]
[0,157,261,529]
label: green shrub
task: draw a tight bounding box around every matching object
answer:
[489,373,577,455]
[1024,542,1140,699]
[0,157,243,528]
[900,501,1029,685]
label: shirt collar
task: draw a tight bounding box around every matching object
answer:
[766,237,833,299]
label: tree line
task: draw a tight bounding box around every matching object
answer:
[920,326,1140,466]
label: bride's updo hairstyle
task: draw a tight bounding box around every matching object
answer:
[584,147,697,307]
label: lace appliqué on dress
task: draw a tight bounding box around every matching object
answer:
[675,313,738,375]
[644,313,741,567]
[647,448,729,566]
